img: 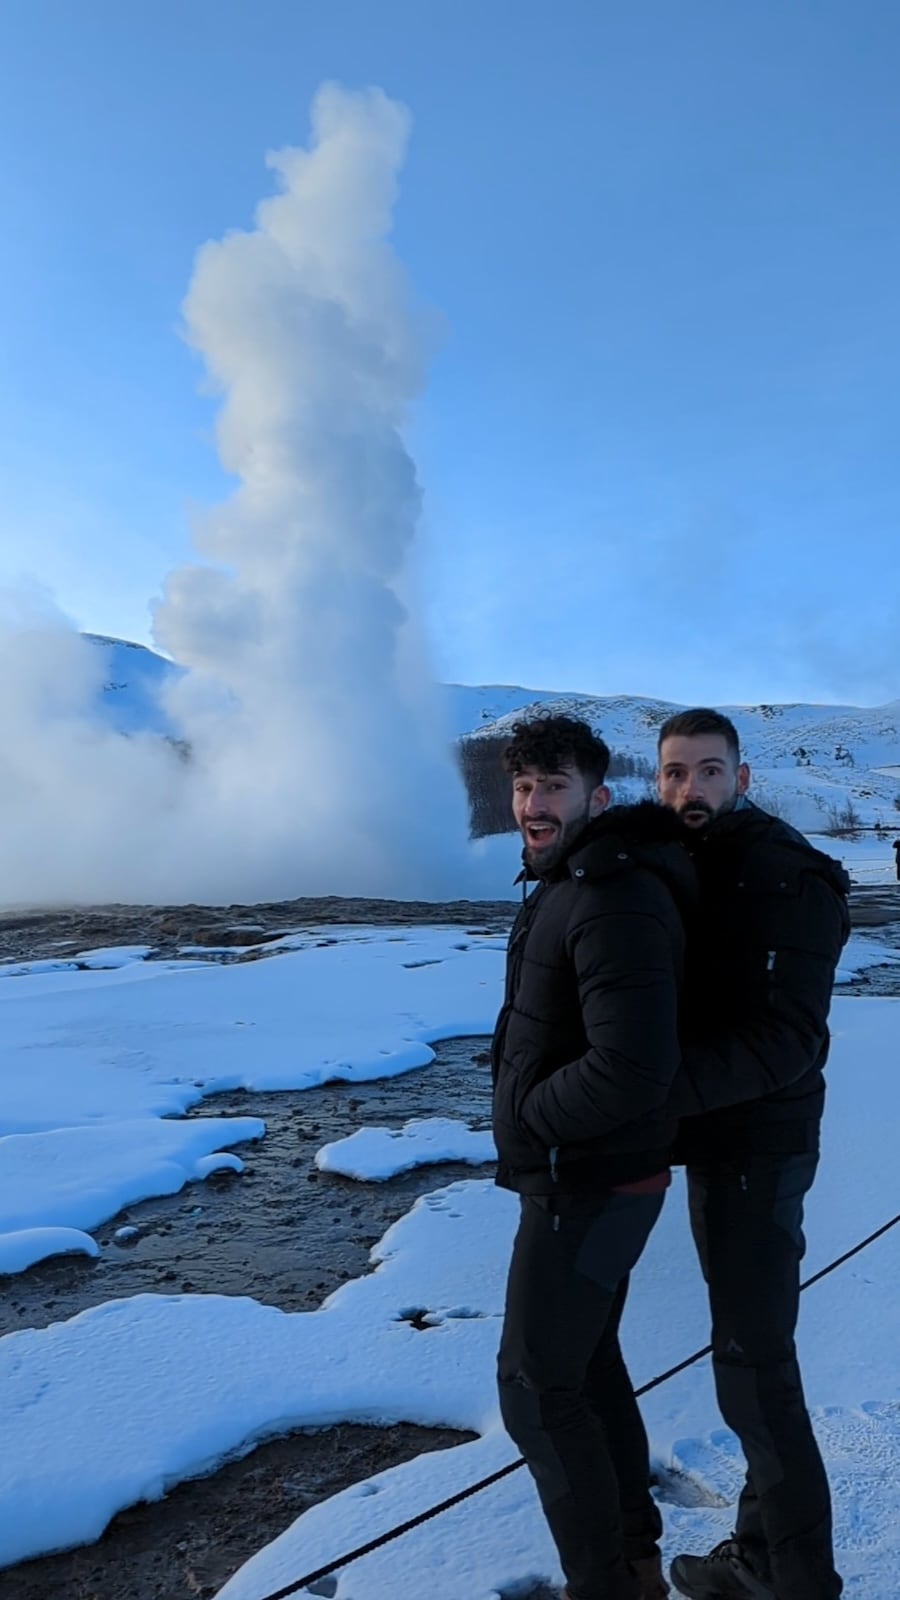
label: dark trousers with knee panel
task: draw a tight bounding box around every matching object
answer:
[688,1154,842,1600]
[498,1191,665,1600]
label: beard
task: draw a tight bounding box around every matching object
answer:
[522,806,593,875]
[675,792,739,830]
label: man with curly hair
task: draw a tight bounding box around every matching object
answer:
[492,714,695,1600]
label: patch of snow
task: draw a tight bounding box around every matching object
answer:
[0,929,506,1137]
[835,932,900,984]
[316,1118,496,1180]
[0,1227,101,1275]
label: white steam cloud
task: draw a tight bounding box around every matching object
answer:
[0,86,485,907]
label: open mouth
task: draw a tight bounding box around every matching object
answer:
[682,806,711,826]
[525,822,559,848]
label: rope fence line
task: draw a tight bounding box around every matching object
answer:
[247,1206,900,1600]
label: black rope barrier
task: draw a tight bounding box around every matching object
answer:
[248,1206,900,1600]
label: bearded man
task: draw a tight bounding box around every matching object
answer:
[657,709,849,1600]
[492,714,695,1600]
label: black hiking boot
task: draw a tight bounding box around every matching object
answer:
[670,1538,775,1600]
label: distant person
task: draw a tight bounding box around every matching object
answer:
[893,837,900,881]
[492,714,695,1600]
[656,709,850,1600]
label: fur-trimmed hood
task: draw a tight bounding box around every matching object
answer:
[523,799,697,917]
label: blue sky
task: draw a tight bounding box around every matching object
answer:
[1,0,898,706]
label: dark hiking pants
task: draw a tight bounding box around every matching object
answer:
[497,1190,665,1600]
[688,1154,842,1600]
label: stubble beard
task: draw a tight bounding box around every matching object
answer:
[522,806,592,875]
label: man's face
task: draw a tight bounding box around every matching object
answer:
[657,733,751,829]
[512,762,610,873]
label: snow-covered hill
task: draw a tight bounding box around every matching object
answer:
[86,636,900,835]
[85,638,561,744]
[464,692,900,835]
[440,682,566,739]
[85,634,182,736]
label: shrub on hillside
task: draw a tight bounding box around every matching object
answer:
[823,799,864,838]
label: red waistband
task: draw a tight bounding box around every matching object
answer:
[611,1170,672,1196]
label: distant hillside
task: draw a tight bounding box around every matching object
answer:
[85,634,182,736]
[83,636,900,836]
[85,639,561,744]
[439,683,566,739]
[463,692,900,836]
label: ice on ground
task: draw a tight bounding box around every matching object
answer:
[0,927,505,1270]
[3,994,900,1593]
[0,1182,516,1568]
[214,1403,900,1600]
[835,931,900,984]
[0,944,155,978]
[0,929,505,1135]
[2,907,898,1597]
[0,1117,264,1273]
[316,1117,496,1180]
[0,1227,101,1275]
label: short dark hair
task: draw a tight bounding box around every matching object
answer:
[503,714,611,789]
[657,708,741,763]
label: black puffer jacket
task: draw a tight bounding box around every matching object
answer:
[671,802,851,1161]
[492,801,696,1195]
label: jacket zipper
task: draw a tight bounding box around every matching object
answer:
[550,1146,561,1232]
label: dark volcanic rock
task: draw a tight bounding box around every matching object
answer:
[0,894,518,967]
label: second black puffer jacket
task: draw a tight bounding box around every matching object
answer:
[671,802,851,1160]
[492,801,696,1195]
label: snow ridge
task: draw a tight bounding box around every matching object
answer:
[84,636,900,835]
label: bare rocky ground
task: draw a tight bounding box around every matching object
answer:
[0,894,519,968]
[3,885,900,1600]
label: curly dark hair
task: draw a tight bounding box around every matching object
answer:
[657,707,740,762]
[503,714,611,788]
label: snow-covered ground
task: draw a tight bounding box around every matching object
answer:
[316,1116,496,1180]
[2,927,899,1596]
[0,928,505,1271]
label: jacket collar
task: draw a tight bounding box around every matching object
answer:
[516,800,687,885]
